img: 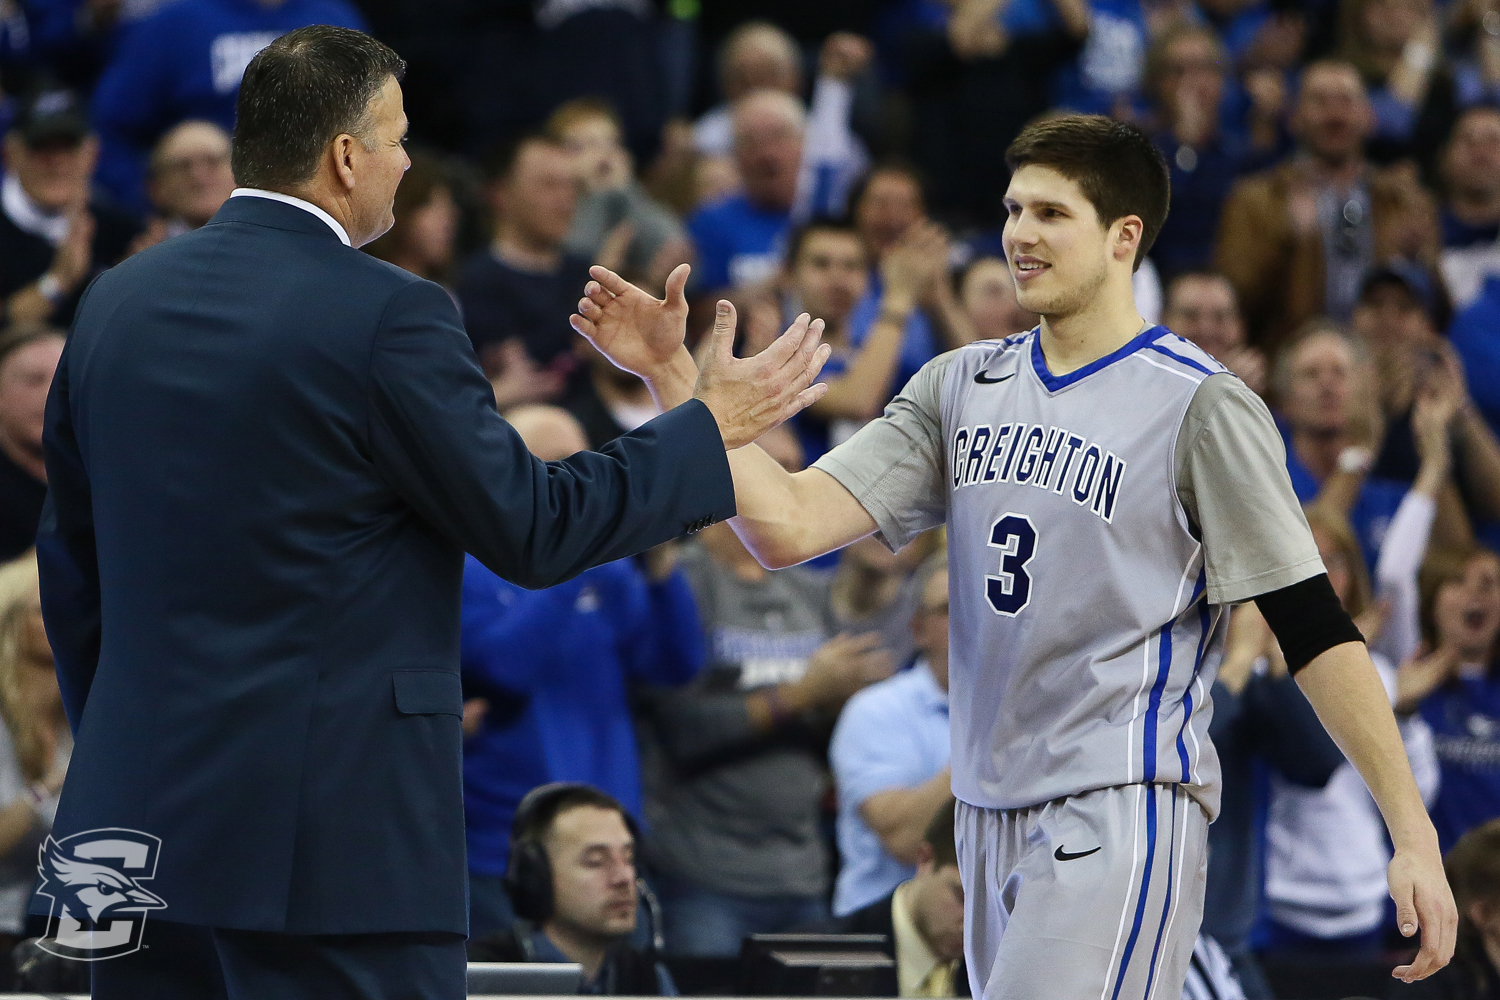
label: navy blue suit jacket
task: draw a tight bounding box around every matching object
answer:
[34,196,736,936]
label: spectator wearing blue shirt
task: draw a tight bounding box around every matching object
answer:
[1399,546,1500,853]
[461,406,706,938]
[89,0,365,213]
[782,218,943,465]
[999,0,1145,115]
[686,86,865,297]
[1274,323,1407,571]
[686,91,800,295]
[1436,107,1500,315]
[847,165,973,362]
[1450,277,1500,438]
[829,555,952,917]
[1144,24,1276,277]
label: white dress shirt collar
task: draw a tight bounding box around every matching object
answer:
[2,173,70,245]
[230,188,351,246]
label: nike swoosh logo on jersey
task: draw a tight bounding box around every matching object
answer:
[974,371,1015,384]
[1053,845,1102,862]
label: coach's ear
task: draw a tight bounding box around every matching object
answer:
[1111,215,1143,264]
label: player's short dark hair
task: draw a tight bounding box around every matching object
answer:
[232,25,405,190]
[925,797,958,870]
[1005,115,1170,272]
[786,218,866,268]
[483,132,566,186]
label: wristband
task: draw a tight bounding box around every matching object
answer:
[1337,445,1373,475]
[1254,573,1364,674]
[36,273,65,304]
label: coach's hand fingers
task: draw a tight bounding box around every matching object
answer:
[780,316,826,378]
[569,314,597,340]
[755,313,812,374]
[577,296,604,321]
[583,280,615,311]
[588,265,636,298]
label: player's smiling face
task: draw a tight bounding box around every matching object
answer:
[1001,165,1116,318]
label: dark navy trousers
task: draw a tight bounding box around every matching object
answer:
[90,918,466,1000]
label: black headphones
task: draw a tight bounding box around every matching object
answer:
[504,782,656,943]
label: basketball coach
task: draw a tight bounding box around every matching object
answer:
[33,25,828,1000]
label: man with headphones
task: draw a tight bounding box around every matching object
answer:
[468,783,675,996]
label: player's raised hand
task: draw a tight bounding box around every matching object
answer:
[571,263,691,381]
[1388,841,1458,982]
[691,299,832,450]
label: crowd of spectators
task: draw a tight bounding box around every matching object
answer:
[0,0,1499,995]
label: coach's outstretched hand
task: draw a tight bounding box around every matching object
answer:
[571,265,832,450]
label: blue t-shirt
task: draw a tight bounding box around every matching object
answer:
[1152,132,1259,276]
[685,193,790,294]
[1419,672,1500,852]
[1002,0,1147,113]
[1449,277,1500,439]
[1441,210,1500,249]
[459,556,704,875]
[1281,422,1407,572]
[89,0,366,213]
[793,279,941,466]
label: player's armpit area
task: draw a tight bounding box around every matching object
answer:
[1253,573,1365,674]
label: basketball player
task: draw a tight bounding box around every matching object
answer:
[571,115,1456,999]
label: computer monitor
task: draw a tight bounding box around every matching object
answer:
[740,933,898,996]
[466,961,584,996]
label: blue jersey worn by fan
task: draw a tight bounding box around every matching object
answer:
[459,554,704,877]
[90,0,365,213]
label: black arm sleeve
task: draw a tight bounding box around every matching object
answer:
[1253,573,1365,675]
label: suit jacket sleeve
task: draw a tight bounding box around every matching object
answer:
[36,340,102,733]
[367,279,736,589]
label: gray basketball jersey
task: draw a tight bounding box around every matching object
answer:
[939,327,1230,817]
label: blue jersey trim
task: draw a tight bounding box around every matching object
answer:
[1031,325,1166,392]
[1144,617,1174,781]
[1111,785,1160,1000]
[1147,341,1218,376]
[1176,571,1210,782]
[1141,786,1180,1000]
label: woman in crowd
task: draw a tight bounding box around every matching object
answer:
[363,150,460,286]
[1261,504,1440,956]
[1399,545,1500,851]
[0,552,70,955]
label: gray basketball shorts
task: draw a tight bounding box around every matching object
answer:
[955,783,1209,1000]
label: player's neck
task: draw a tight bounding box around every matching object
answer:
[1036,282,1146,377]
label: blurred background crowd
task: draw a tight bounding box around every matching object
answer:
[0,0,1498,996]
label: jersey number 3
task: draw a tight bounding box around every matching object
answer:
[986,513,1037,616]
